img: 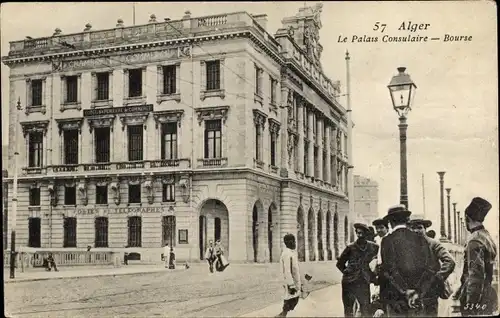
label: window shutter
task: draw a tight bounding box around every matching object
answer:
[123,69,129,98]
[219,59,225,90]
[157,66,163,95]
[108,71,114,101]
[200,61,206,91]
[91,73,97,101]
[141,68,146,97]
[26,79,32,107]
[175,64,180,94]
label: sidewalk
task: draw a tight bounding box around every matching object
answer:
[3,263,192,284]
[241,283,343,317]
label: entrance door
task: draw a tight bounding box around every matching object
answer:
[268,209,273,262]
[252,206,258,262]
[28,217,41,248]
[199,215,207,260]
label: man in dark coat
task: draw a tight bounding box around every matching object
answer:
[456,197,498,316]
[379,205,435,317]
[409,218,456,316]
[336,223,379,317]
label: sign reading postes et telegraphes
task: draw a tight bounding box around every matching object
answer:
[59,46,191,72]
[76,206,167,216]
[83,104,153,117]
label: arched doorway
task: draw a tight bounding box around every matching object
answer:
[252,206,258,262]
[268,203,278,263]
[334,212,339,259]
[297,207,306,262]
[326,211,332,260]
[317,211,324,261]
[308,208,315,261]
[199,215,207,260]
[344,216,349,246]
[199,199,230,258]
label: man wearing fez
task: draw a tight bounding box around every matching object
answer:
[426,230,436,239]
[455,197,498,316]
[409,219,456,316]
[336,223,379,317]
[379,205,436,317]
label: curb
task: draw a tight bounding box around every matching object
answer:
[4,267,183,284]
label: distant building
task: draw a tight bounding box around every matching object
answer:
[353,175,379,225]
[2,168,7,248]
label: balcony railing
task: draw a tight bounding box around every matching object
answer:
[197,157,228,168]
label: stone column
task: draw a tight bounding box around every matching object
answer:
[446,188,452,241]
[437,171,447,242]
[325,124,331,185]
[307,111,314,177]
[453,202,457,244]
[317,117,323,181]
[297,101,304,174]
[456,208,460,244]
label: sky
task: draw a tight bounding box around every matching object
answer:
[1,1,498,237]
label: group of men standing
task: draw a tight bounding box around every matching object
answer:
[335,197,497,317]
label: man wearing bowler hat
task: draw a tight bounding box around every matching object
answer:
[336,222,378,317]
[409,218,456,316]
[455,197,498,316]
[379,205,436,317]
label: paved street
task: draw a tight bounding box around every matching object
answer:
[4,263,338,318]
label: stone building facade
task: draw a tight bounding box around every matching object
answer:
[2,5,352,262]
[353,175,379,225]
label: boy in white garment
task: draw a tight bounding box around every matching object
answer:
[277,233,302,317]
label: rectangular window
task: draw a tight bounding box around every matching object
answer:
[128,69,142,97]
[64,186,76,206]
[344,135,348,155]
[64,129,79,165]
[128,184,141,204]
[162,184,175,202]
[28,132,43,167]
[314,147,319,177]
[323,152,328,181]
[255,65,262,95]
[331,155,336,184]
[204,120,222,159]
[31,79,43,106]
[270,77,277,104]
[94,217,109,248]
[128,216,142,247]
[96,72,110,100]
[163,65,176,95]
[63,217,77,248]
[96,185,108,205]
[28,217,41,248]
[128,125,143,161]
[206,60,220,91]
[95,127,110,163]
[162,215,176,246]
[65,76,78,103]
[304,141,309,174]
[29,188,41,206]
[255,125,262,161]
[304,108,309,133]
[161,123,177,160]
[270,133,277,166]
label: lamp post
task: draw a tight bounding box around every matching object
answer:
[446,188,452,241]
[437,172,446,242]
[453,202,457,244]
[10,98,22,279]
[388,67,417,209]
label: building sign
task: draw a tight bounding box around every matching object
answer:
[76,206,165,215]
[60,46,188,72]
[84,104,153,117]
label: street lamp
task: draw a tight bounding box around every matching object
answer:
[10,98,22,279]
[388,67,417,209]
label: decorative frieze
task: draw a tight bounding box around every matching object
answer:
[153,110,184,128]
[20,120,50,137]
[56,118,83,135]
[195,106,229,126]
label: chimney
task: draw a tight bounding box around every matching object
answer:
[252,14,268,31]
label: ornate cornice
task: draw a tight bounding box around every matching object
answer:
[20,120,49,137]
[118,112,149,131]
[55,117,83,135]
[195,106,229,126]
[153,110,184,129]
[252,108,267,128]
[87,114,115,133]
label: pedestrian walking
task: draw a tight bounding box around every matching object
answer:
[409,218,456,316]
[336,223,379,317]
[276,233,302,317]
[168,246,176,269]
[379,205,435,317]
[205,240,216,273]
[455,197,498,316]
[163,243,170,268]
[214,240,229,272]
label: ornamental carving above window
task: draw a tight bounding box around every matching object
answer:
[87,115,115,133]
[268,118,281,135]
[56,118,83,135]
[252,109,267,128]
[20,120,49,137]
[119,113,149,131]
[195,106,229,126]
[153,110,184,129]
